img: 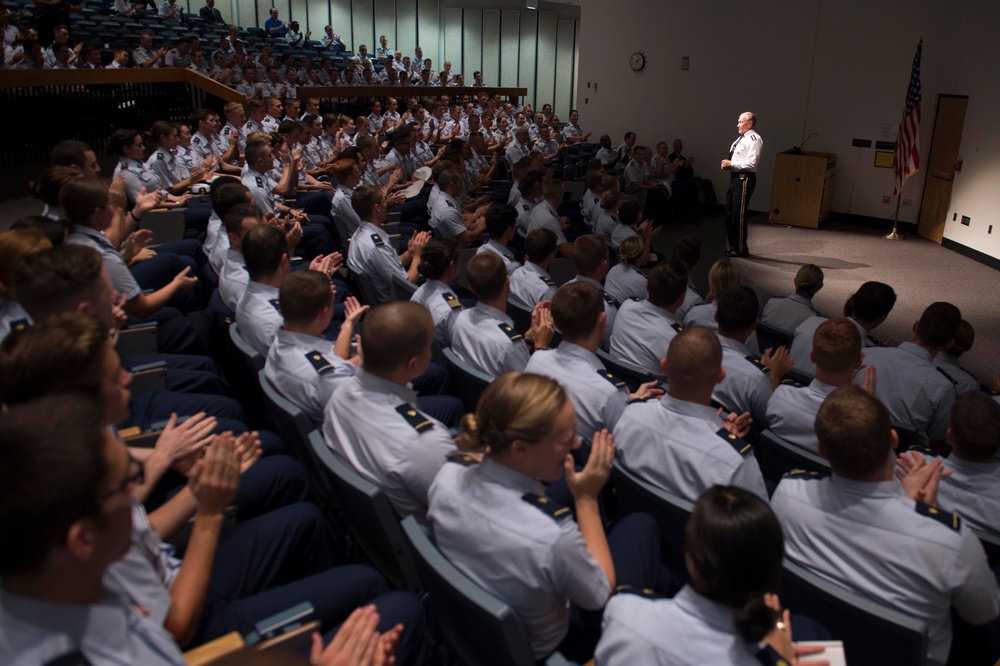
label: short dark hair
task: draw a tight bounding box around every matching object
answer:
[570,234,608,275]
[646,260,688,309]
[716,286,759,334]
[417,238,459,281]
[223,203,263,239]
[666,326,722,390]
[210,177,249,217]
[671,236,701,270]
[915,302,961,348]
[484,203,517,238]
[524,228,557,264]
[50,139,92,168]
[351,185,383,221]
[360,302,433,374]
[685,485,783,644]
[279,270,334,325]
[107,128,141,156]
[0,394,107,575]
[812,318,862,373]
[951,391,1000,460]
[11,245,104,322]
[845,281,896,322]
[551,282,603,341]
[465,252,507,301]
[816,385,892,478]
[242,224,287,280]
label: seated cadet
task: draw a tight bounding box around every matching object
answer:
[767,317,867,453]
[671,236,704,321]
[203,177,247,278]
[579,169,604,230]
[609,260,688,376]
[264,270,368,423]
[323,302,459,523]
[566,234,618,350]
[428,372,661,662]
[902,391,1000,535]
[329,158,364,236]
[0,229,51,339]
[0,395,188,666]
[933,319,981,395]
[789,280,896,376]
[760,263,824,333]
[410,238,464,347]
[772,385,1000,666]
[450,252,554,377]
[346,185,431,304]
[685,258,761,355]
[475,202,523,274]
[597,486,818,665]
[428,169,486,246]
[237,224,341,355]
[862,302,962,449]
[604,236,648,304]
[525,282,661,437]
[527,177,574,259]
[508,228,558,307]
[513,171,543,237]
[713,287,792,429]
[615,326,766,501]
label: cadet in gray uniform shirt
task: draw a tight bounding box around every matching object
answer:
[450,252,554,377]
[324,303,457,523]
[933,320,981,396]
[609,260,688,376]
[526,177,572,257]
[598,486,803,666]
[767,317,864,453]
[565,234,619,350]
[476,203,523,275]
[410,239,463,347]
[264,271,367,423]
[604,238,648,303]
[615,326,767,501]
[670,236,703,321]
[760,263,823,333]
[526,282,661,437]
[508,228,558,307]
[861,302,961,448]
[772,386,1000,666]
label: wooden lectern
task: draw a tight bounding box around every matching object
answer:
[769,151,837,228]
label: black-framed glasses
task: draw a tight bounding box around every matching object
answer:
[96,455,144,505]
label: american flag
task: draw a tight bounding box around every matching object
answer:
[894,40,922,197]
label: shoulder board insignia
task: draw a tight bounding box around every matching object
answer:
[268,299,281,313]
[750,134,761,142]
[602,291,620,307]
[671,323,683,333]
[305,351,333,374]
[780,378,805,388]
[630,296,643,302]
[755,644,790,666]
[522,204,530,212]
[156,152,165,161]
[9,318,30,333]
[442,292,462,310]
[915,501,961,531]
[370,233,385,247]
[540,275,556,287]
[255,177,264,187]
[395,404,434,433]
[627,395,655,404]
[222,126,232,135]
[521,492,571,520]
[784,468,829,480]
[935,367,959,386]
[746,355,771,373]
[613,584,663,600]
[498,323,523,342]
[597,369,627,389]
[716,427,752,456]
[445,450,478,466]
[192,135,203,144]
[446,199,455,208]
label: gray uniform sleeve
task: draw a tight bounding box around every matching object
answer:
[732,454,770,501]
[952,529,1000,625]
[502,340,531,373]
[551,519,612,611]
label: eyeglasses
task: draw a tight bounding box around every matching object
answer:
[96,455,144,505]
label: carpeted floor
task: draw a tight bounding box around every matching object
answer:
[652,210,1000,382]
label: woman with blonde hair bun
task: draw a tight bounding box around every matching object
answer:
[761,263,825,333]
[428,371,660,663]
[684,259,760,353]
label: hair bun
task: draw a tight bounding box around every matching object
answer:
[733,596,779,644]
[457,413,481,452]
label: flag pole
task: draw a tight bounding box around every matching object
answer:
[887,183,905,240]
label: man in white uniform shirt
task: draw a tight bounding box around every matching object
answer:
[720,112,763,257]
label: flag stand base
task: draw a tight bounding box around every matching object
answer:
[886,226,904,240]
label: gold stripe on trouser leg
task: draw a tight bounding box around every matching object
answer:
[738,177,748,254]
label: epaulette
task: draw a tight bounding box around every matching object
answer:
[441,292,462,310]
[192,135,203,144]
[521,204,531,212]
[597,369,627,389]
[784,468,829,480]
[935,367,959,386]
[755,644,790,666]
[445,450,478,466]
[627,395,655,404]
[630,296,643,302]
[370,232,385,247]
[613,584,663,599]
[539,275,556,287]
[445,199,455,208]
[780,378,805,388]
[602,291,620,307]
[521,492,571,520]
[746,355,771,373]
[395,404,434,433]
[255,176,264,187]
[498,323,523,342]
[915,501,961,531]
[716,428,752,456]
[8,318,30,333]
[305,351,333,374]
[268,299,281,313]
[671,323,683,333]
[156,151,165,160]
